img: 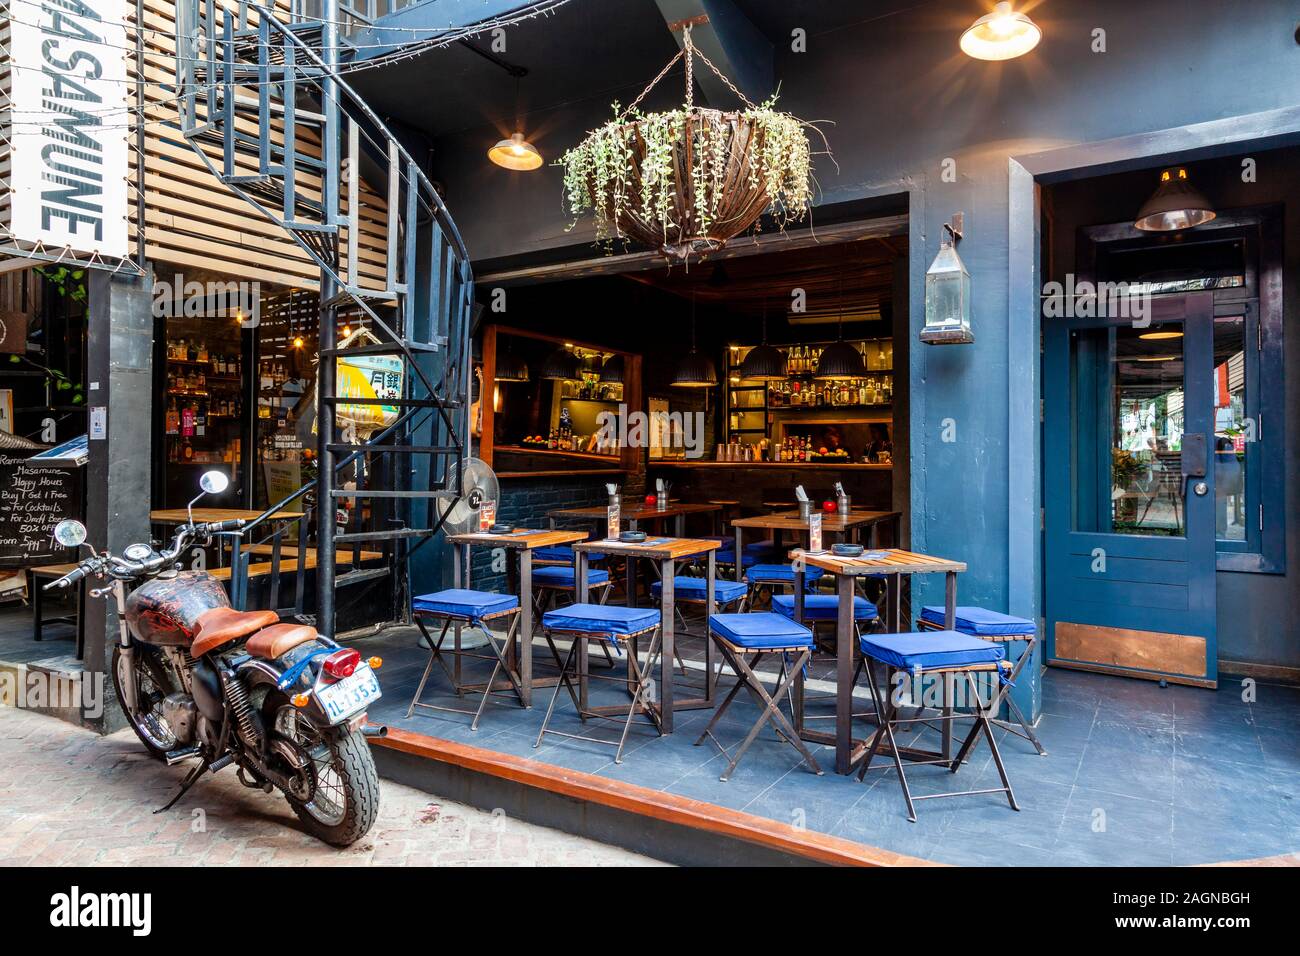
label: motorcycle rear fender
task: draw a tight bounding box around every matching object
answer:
[237,640,336,726]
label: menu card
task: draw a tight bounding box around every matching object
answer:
[808,512,823,552]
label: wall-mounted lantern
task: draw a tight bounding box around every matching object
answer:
[920,213,973,345]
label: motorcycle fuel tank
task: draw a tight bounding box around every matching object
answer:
[126,571,231,647]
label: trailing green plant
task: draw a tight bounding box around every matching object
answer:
[8,354,84,405]
[559,29,821,259]
[37,266,87,304]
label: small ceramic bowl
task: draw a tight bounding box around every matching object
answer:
[831,543,865,557]
[619,530,647,543]
[489,524,513,535]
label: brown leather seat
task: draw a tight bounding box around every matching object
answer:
[191,607,280,657]
[246,623,318,660]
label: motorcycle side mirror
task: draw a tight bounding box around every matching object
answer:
[199,471,230,495]
[53,519,88,549]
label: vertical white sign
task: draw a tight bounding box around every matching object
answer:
[7,0,130,258]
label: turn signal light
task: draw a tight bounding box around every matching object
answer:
[368,656,383,670]
[323,648,361,680]
[291,693,310,708]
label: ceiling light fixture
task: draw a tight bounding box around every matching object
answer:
[739,302,788,382]
[960,2,1042,60]
[1134,167,1216,232]
[488,132,543,171]
[673,294,718,387]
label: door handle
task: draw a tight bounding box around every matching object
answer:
[1180,433,1207,481]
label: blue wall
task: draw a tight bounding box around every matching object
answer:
[397,0,1300,678]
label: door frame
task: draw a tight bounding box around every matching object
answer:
[1006,105,1300,630]
[1043,292,1219,688]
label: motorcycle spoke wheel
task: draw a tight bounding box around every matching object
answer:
[114,646,178,755]
[274,707,346,827]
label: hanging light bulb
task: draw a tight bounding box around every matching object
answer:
[960,2,1042,60]
[292,335,305,349]
[1134,167,1216,232]
[488,132,543,171]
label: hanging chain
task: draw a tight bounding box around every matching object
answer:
[684,26,695,113]
[618,23,757,120]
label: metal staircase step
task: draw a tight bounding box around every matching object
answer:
[335,568,391,588]
[319,341,439,357]
[335,528,442,544]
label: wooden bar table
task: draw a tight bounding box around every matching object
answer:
[547,502,721,538]
[571,536,721,734]
[793,548,967,775]
[446,528,588,707]
[150,507,305,525]
[731,510,901,582]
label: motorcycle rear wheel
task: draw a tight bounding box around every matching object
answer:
[270,700,379,846]
[111,644,180,759]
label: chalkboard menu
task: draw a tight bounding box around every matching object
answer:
[0,452,82,569]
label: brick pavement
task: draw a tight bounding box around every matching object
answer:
[0,707,666,866]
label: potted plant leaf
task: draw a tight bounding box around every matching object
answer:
[560,26,823,261]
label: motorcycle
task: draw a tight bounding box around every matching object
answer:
[46,471,384,846]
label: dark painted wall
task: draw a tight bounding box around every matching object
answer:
[408,1,1300,668]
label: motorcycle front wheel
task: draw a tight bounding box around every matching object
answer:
[111,644,180,759]
[270,700,379,846]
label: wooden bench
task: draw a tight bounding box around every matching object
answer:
[27,564,86,659]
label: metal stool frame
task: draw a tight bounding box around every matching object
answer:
[407,604,525,730]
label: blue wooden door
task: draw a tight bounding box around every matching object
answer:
[1044,293,1217,687]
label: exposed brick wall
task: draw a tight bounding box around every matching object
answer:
[466,474,612,590]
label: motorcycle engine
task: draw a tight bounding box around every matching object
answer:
[161,693,197,745]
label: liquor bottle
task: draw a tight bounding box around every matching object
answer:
[165,398,180,435]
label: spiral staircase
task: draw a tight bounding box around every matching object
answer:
[174,1,473,637]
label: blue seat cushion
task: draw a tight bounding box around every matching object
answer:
[534,545,606,563]
[543,603,660,638]
[533,565,611,587]
[650,576,747,604]
[772,593,877,622]
[413,588,519,621]
[709,612,813,649]
[920,605,1035,636]
[743,541,778,557]
[715,550,760,568]
[745,563,824,585]
[859,630,1005,671]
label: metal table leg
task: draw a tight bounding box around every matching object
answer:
[835,572,855,774]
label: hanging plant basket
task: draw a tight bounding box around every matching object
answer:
[561,27,821,261]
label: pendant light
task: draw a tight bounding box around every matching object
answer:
[599,353,625,383]
[495,343,529,382]
[739,301,787,382]
[960,2,1042,61]
[672,294,718,387]
[1134,167,1216,232]
[489,76,543,171]
[540,345,580,381]
[815,282,866,381]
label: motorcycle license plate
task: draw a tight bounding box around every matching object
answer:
[317,664,381,724]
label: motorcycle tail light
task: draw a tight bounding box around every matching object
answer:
[322,648,361,680]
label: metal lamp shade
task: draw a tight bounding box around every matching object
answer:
[814,340,866,380]
[599,354,625,383]
[540,347,581,380]
[495,351,529,382]
[1135,168,1216,232]
[488,132,543,171]
[672,349,718,387]
[738,343,787,381]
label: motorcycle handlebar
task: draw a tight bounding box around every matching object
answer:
[41,518,244,591]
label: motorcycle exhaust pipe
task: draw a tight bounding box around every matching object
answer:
[360,723,388,738]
